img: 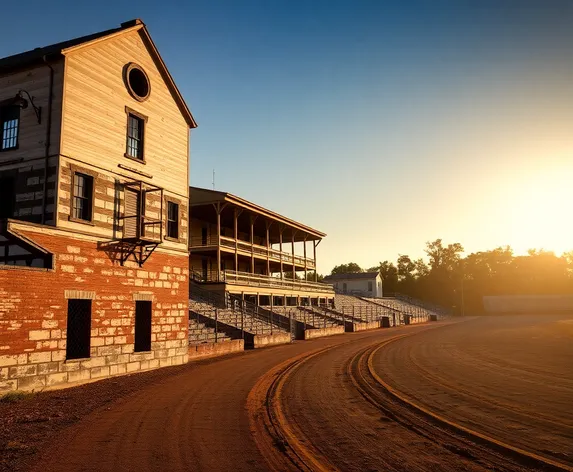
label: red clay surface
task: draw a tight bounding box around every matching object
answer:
[371,315,573,469]
[1,316,570,472]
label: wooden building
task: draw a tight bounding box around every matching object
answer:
[189,186,335,306]
[0,19,196,391]
[323,272,383,298]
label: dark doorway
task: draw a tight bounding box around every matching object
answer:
[201,227,208,245]
[134,301,152,352]
[202,259,208,280]
[66,299,92,359]
[0,176,15,219]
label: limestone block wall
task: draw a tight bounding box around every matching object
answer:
[0,225,189,392]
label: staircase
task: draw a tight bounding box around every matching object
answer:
[269,306,341,329]
[363,297,439,323]
[334,293,398,325]
[189,282,290,345]
[188,317,233,344]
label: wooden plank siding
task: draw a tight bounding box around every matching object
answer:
[0,60,64,164]
[60,30,189,197]
[57,29,190,254]
[0,61,64,225]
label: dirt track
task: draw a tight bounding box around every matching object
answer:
[9,315,572,471]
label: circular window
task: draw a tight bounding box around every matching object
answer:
[124,63,150,101]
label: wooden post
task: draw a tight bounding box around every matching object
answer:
[279,226,284,280]
[291,233,296,281]
[234,208,239,273]
[303,237,307,282]
[250,215,256,274]
[216,203,221,282]
[266,222,271,276]
[313,240,317,282]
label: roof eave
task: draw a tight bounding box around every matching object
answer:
[189,186,326,239]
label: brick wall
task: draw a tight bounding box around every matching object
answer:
[0,226,189,392]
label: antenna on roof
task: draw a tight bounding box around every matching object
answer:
[212,169,215,190]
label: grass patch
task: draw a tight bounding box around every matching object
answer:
[0,391,35,403]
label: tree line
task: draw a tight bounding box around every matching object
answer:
[329,239,573,314]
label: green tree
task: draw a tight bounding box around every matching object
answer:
[305,271,324,282]
[371,261,398,295]
[397,255,416,282]
[331,263,362,275]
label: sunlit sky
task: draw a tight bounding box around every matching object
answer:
[1,0,572,273]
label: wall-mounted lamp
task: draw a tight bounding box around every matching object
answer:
[13,90,42,124]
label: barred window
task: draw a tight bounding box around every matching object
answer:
[167,201,179,239]
[1,106,20,151]
[126,114,144,160]
[72,172,94,221]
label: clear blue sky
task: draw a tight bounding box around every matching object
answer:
[2,0,572,273]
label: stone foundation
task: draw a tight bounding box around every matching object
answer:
[188,339,244,360]
[304,326,345,340]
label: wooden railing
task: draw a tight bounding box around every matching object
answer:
[223,270,334,294]
[190,235,316,269]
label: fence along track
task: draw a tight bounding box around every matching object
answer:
[349,334,573,472]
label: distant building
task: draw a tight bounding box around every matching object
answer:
[323,272,383,297]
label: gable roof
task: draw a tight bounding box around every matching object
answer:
[0,25,124,72]
[323,272,380,281]
[0,19,197,129]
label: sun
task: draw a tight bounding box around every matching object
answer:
[501,166,573,256]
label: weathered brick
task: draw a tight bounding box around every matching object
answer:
[67,369,91,383]
[1,232,189,390]
[90,366,110,379]
[46,372,68,386]
[126,362,140,372]
[17,375,46,390]
[42,320,59,329]
[28,351,52,364]
[29,330,50,341]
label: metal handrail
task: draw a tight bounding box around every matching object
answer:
[190,282,289,335]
